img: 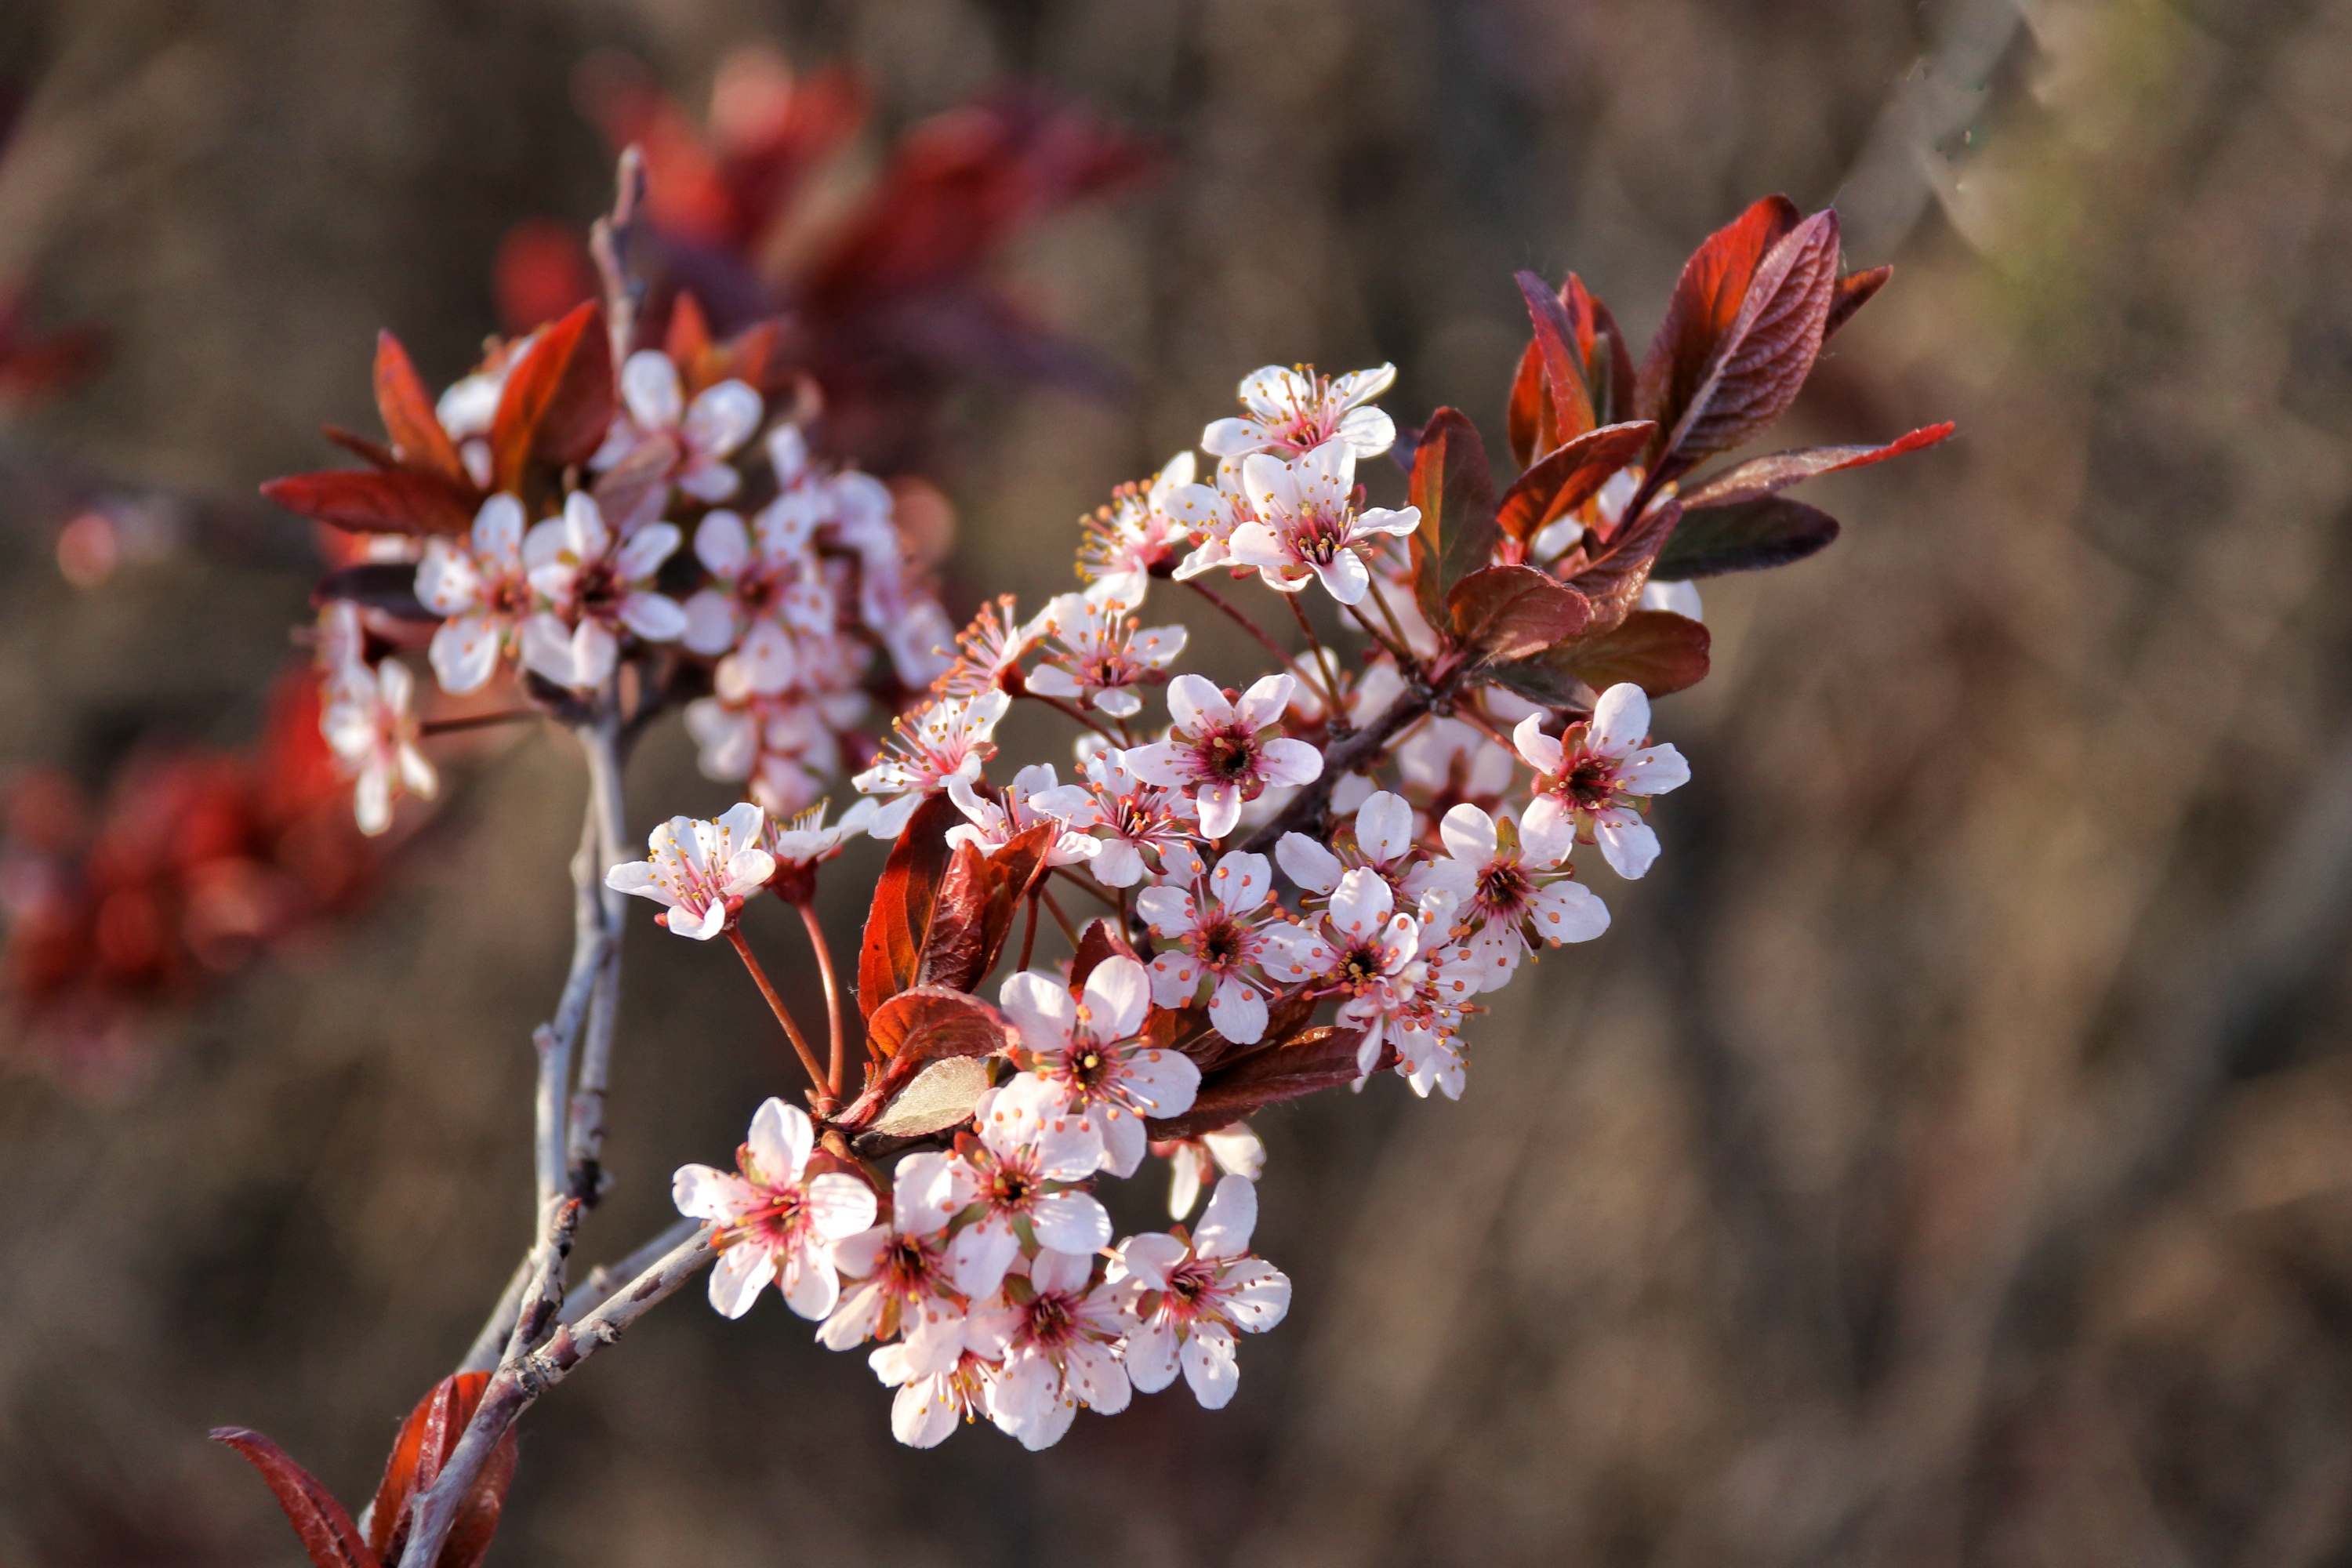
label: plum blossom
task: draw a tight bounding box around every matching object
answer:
[821,1156,967,1374]
[521,493,686,690]
[592,349,764,503]
[1157,1122,1265,1220]
[1076,452,1219,604]
[1125,673,1321,840]
[933,595,1045,702]
[677,507,829,692]
[1023,593,1186,720]
[1110,1176,1291,1410]
[321,657,436,837]
[870,1344,999,1450]
[1276,789,1449,931]
[1135,846,1290,1045]
[686,688,858,818]
[1513,683,1691,879]
[946,764,1102,868]
[414,493,532,695]
[1057,742,1196,889]
[851,688,1012,839]
[1171,454,1261,582]
[604,802,775,941]
[1227,440,1419,606]
[996,956,1200,1178]
[1396,714,1519,832]
[673,1097,879,1319]
[1201,364,1398,461]
[920,1091,1112,1300]
[1263,866,1424,1072]
[760,795,877,902]
[1410,803,1607,991]
[1640,579,1704,621]
[970,1248,1132,1450]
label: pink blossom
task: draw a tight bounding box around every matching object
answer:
[821,1156,967,1374]
[1409,802,1607,990]
[1023,592,1186,720]
[415,493,532,695]
[1513,683,1690,879]
[932,595,1046,702]
[677,506,833,692]
[968,1248,1132,1450]
[1076,452,1219,605]
[673,1097,879,1319]
[604,801,775,941]
[1226,440,1419,606]
[1200,363,1397,460]
[946,763,1102,869]
[1156,1122,1265,1220]
[1124,673,1321,840]
[320,657,436,837]
[591,349,764,503]
[1276,789,1451,933]
[1135,845,1290,1045]
[851,688,1012,839]
[924,1090,1112,1301]
[520,493,687,690]
[995,956,1200,1178]
[1110,1177,1291,1410]
[869,1344,999,1450]
[1055,743,1196,889]
[1262,866,1424,1072]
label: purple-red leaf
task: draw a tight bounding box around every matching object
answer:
[1515,270,1598,450]
[1070,918,1138,991]
[374,331,466,485]
[1677,422,1955,510]
[1660,209,1841,472]
[1824,264,1891,339]
[262,469,477,536]
[1653,497,1841,581]
[1566,499,1682,636]
[855,793,961,1021]
[865,985,1011,1064]
[366,1373,516,1568]
[209,1427,376,1568]
[914,821,1057,994]
[1494,420,1654,546]
[1407,408,1499,625]
[1635,195,1801,445]
[1446,564,1592,661]
[1148,1025,1392,1140]
[488,301,614,492]
[1491,609,1711,706]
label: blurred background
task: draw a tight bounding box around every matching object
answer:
[4,0,2349,1563]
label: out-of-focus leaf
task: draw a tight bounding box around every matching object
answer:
[1494,420,1654,545]
[374,331,466,485]
[1635,194,1800,448]
[1148,1025,1391,1141]
[1446,564,1592,661]
[1653,497,1841,581]
[591,431,681,538]
[262,470,477,536]
[488,301,614,492]
[1407,408,1498,624]
[1515,270,1598,448]
[1566,499,1681,635]
[1658,210,1840,473]
[1824,264,1892,339]
[855,792,960,1020]
[1491,610,1711,706]
[322,425,400,470]
[312,563,433,620]
[1508,274,1634,467]
[1677,423,1955,510]
[209,1427,376,1568]
[914,821,1054,993]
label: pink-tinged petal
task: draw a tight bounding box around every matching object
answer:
[1204,1123,1265,1180]
[1023,665,1083,700]
[1355,792,1413,864]
[818,1277,887,1348]
[897,1301,969,1377]
[1439,803,1499,864]
[1596,815,1661,880]
[1165,673,1232,734]
[1167,1147,1205,1219]
[1589,682,1651,757]
[1026,1243,1094,1299]
[616,520,681,581]
[351,766,391,836]
[414,539,481,617]
[1181,1327,1242,1409]
[1121,741,1192,789]
[1224,521,1290,571]
[1310,549,1371,606]
[989,1350,1058,1438]
[1234,673,1297,733]
[890,1377,958,1448]
[679,590,740,657]
[706,1241,775,1319]
[1337,401,1397,456]
[1330,363,1399,406]
[1194,1173,1258,1259]
[1092,838,1145,888]
[1207,976,1269,1045]
[1094,1104,1149,1177]
[948,1218,1022,1299]
[1353,504,1420,539]
[1240,452,1294,518]
[1196,784,1243,842]
[1000,970,1077,1052]
[618,590,687,644]
[1200,416,1258,456]
[1117,1048,1201,1118]
[1134,884,1199,941]
[1276,833,1343,894]
[695,508,750,575]
[428,613,502,695]
[1530,880,1610,943]
[1218,1258,1292,1330]
[1013,1378,1079,1451]
[672,1163,753,1222]
[1328,866,1395,938]
[1517,803,1577,868]
[1026,1193,1111,1264]
[621,349,684,430]
[1082,955,1152,1042]
[863,793,919,840]
[1256,738,1323,787]
[473,492,524,561]
[1512,713,1563,775]
[1377,911,1421,971]
[1094,687,1144,720]
[1239,365,1310,419]
[1031,1116,1107,1183]
[604,861,670,906]
[1116,1232,1188,1293]
[1210,851,1273,916]
[780,1239,840,1320]
[1124,1316,1180,1393]
[1621,742,1692,796]
[806,1171,880,1241]
[684,379,762,459]
[563,490,611,560]
[749,1096,815,1180]
[830,1226,888,1281]
[1261,923,1337,983]
[519,612,578,686]
[1067,1339,1131,1415]
[893,1152,959,1235]
[570,619,619,688]
[1147,950,1203,1008]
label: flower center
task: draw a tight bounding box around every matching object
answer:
[1026,1294,1075,1346]
[1565,759,1618,809]
[883,1234,935,1294]
[1196,919,1243,969]
[1203,730,1258,782]
[1478,862,1530,914]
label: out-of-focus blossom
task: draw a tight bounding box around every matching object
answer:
[1076,454,1218,605]
[415,494,532,695]
[321,659,436,837]
[593,349,763,503]
[521,494,686,690]
[1156,1122,1265,1221]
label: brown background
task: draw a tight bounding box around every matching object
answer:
[7,1,2352,1564]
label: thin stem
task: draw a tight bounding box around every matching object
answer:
[564,706,627,1200]
[457,1257,534,1376]
[1025,688,1119,742]
[1018,891,1041,971]
[727,927,828,1095]
[1039,887,1082,949]
[419,708,540,737]
[1364,575,1418,662]
[797,899,848,1105]
[1347,598,1417,669]
[1186,579,1294,666]
[1282,593,1348,720]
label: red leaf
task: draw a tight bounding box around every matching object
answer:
[1446,564,1592,661]
[866,985,1012,1063]
[1148,1025,1390,1140]
[1070,917,1138,992]
[1406,408,1498,625]
[915,821,1056,995]
[488,301,614,492]
[374,331,466,484]
[1677,423,1955,510]
[364,1373,516,1568]
[664,290,715,374]
[1515,270,1597,448]
[1824,264,1891,339]
[1490,609,1711,706]
[262,470,477,536]
[321,425,400,470]
[1494,420,1654,545]
[856,793,960,1020]
[209,1427,376,1568]
[1635,194,1800,445]
[1653,497,1840,581]
[1659,210,1841,472]
[1566,499,1681,635]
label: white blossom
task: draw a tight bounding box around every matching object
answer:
[321,657,436,837]
[520,493,686,690]
[1226,440,1419,606]
[1200,364,1397,461]
[851,689,1012,839]
[604,802,775,941]
[415,493,532,695]
[1023,592,1186,720]
[593,349,763,503]
[995,956,1200,1178]
[1135,845,1290,1045]
[674,1098,879,1319]
[1109,1177,1290,1410]
[1409,802,1607,991]
[1513,683,1691,879]
[969,1248,1131,1450]
[1124,673,1321,840]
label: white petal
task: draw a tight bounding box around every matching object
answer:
[1195,785,1242,841]
[680,591,741,657]
[1164,673,1232,734]
[616,520,682,580]
[1116,1048,1200,1118]
[671,1163,753,1222]
[1256,738,1323,786]
[1590,682,1652,758]
[1094,1104,1149,1177]
[948,1218,1022,1299]
[695,508,750,575]
[748,1096,814,1181]
[1124,1316,1180,1393]
[428,614,502,695]
[1354,792,1413,865]
[706,1242,775,1319]
[1234,673,1296,733]
[780,1239,840,1319]
[806,1171,880,1240]
[1622,742,1693,796]
[1529,879,1610,942]
[621,350,684,430]
[1210,851,1272,916]
[1180,1327,1241,1409]
[1512,713,1563,775]
[1207,978,1268,1045]
[1328,866,1395,937]
[1439,803,1500,866]
[1194,1173,1258,1258]
[684,379,762,459]
[1276,833,1342,894]
[1597,815,1661,880]
[1310,549,1370,605]
[1220,1258,1292,1330]
[1033,1192,1112,1257]
[999,970,1077,1053]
